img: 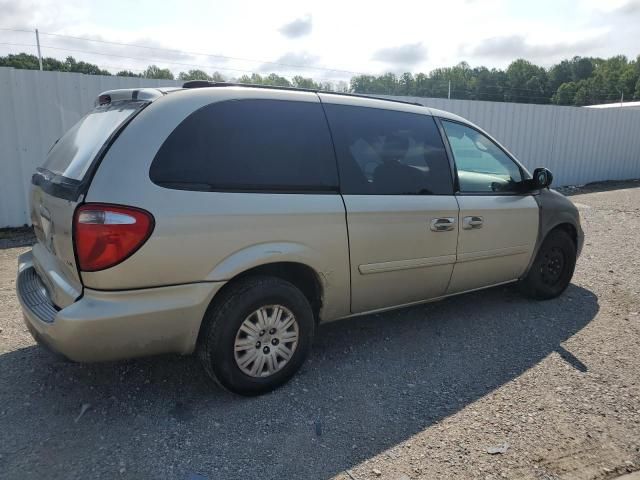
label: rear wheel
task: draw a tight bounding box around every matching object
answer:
[519,229,576,300]
[198,276,314,396]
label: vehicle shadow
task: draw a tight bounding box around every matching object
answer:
[0,284,598,480]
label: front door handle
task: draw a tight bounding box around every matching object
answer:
[430,217,456,232]
[463,216,484,229]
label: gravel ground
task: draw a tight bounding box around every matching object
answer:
[0,181,639,480]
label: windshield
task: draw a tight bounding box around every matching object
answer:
[42,101,145,181]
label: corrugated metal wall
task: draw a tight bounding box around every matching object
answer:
[1,67,639,227]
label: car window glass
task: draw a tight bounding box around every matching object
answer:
[44,101,144,181]
[150,99,338,192]
[441,120,522,193]
[324,104,453,195]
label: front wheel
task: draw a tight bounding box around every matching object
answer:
[519,229,577,300]
[198,276,314,396]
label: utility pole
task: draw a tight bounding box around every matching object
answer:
[448,80,451,100]
[35,29,43,71]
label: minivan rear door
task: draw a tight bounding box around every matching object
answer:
[30,98,147,308]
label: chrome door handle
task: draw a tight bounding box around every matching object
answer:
[430,217,456,232]
[463,216,484,229]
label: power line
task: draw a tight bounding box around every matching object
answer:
[0,27,369,77]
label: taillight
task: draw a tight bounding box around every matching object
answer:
[74,204,154,272]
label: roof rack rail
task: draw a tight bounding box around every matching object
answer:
[181,81,423,107]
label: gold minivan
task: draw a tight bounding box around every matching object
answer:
[17,82,583,395]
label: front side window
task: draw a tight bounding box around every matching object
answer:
[150,99,338,192]
[441,120,523,193]
[324,104,454,195]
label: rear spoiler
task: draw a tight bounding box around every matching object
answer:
[95,87,180,106]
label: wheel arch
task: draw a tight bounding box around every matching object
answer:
[551,222,578,248]
[204,260,324,325]
[195,260,324,358]
[227,262,324,321]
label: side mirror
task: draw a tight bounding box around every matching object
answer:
[532,167,553,189]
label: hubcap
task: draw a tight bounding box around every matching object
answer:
[540,246,566,286]
[234,305,299,378]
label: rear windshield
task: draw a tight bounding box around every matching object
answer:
[43,101,145,180]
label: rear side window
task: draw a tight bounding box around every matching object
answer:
[44,101,145,181]
[150,99,338,192]
[324,104,453,195]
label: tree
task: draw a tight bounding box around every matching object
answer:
[263,73,291,87]
[505,59,549,103]
[177,69,225,82]
[549,60,573,91]
[144,65,174,80]
[398,72,414,95]
[63,56,111,75]
[552,82,577,105]
[571,56,596,82]
[211,71,225,82]
[573,81,592,106]
[116,70,141,77]
[291,75,320,89]
[0,53,104,74]
[178,69,211,81]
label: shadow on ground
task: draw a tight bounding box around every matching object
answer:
[0,284,598,479]
[559,178,640,196]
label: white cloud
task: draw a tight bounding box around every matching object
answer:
[278,15,313,38]
[372,43,427,67]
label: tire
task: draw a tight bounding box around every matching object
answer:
[197,275,315,396]
[519,228,577,300]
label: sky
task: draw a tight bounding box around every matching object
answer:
[1,0,639,83]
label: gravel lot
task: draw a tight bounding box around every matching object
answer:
[1,181,639,480]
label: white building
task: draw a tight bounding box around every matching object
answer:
[585,101,640,110]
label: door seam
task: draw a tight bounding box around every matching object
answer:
[444,194,462,293]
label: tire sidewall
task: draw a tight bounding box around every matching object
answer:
[526,229,577,299]
[205,279,314,395]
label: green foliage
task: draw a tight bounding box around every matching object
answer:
[177,69,225,81]
[291,75,320,89]
[116,70,141,77]
[348,55,639,106]
[0,53,110,75]
[143,65,174,80]
[1,51,639,104]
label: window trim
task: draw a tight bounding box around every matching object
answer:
[435,117,532,197]
[150,98,341,195]
[322,103,456,196]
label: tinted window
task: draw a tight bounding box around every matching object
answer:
[324,104,453,195]
[441,120,523,193]
[150,99,338,192]
[44,101,145,180]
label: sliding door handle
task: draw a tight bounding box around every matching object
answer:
[430,217,456,232]
[463,216,484,229]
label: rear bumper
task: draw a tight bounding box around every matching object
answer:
[17,251,224,362]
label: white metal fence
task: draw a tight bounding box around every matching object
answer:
[1,67,640,227]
